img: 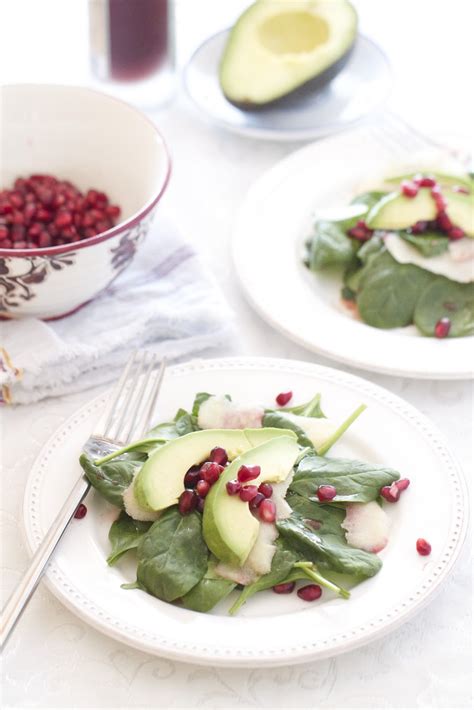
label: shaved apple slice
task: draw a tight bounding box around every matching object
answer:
[342,501,390,553]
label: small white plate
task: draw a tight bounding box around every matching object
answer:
[183,30,392,141]
[233,127,474,379]
[23,358,467,667]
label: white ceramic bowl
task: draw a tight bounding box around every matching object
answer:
[0,84,171,320]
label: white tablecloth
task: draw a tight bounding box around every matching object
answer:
[1,1,472,707]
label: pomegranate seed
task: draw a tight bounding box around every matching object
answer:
[196,497,205,513]
[348,226,371,241]
[96,220,111,233]
[273,582,295,594]
[0,226,8,240]
[239,485,259,502]
[434,317,451,338]
[258,482,273,498]
[448,227,465,240]
[410,220,428,234]
[437,211,453,232]
[28,223,42,239]
[184,465,201,488]
[14,240,27,248]
[297,584,322,601]
[10,192,24,208]
[380,482,400,503]
[195,479,210,498]
[316,485,337,502]
[178,490,198,515]
[74,503,87,519]
[416,538,432,556]
[200,462,223,484]
[395,478,411,491]
[0,203,13,215]
[304,519,322,530]
[86,189,100,205]
[276,391,293,406]
[12,211,25,225]
[237,465,261,483]
[401,181,419,198]
[12,225,26,241]
[258,498,276,522]
[1,238,13,248]
[249,493,265,510]
[209,446,228,466]
[226,479,241,496]
[415,176,436,187]
[55,211,73,229]
[38,231,52,248]
[453,185,469,194]
[106,204,121,218]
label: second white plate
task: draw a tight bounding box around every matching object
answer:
[232,127,474,379]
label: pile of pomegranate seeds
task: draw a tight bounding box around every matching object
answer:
[74,503,88,520]
[179,449,228,515]
[398,175,465,241]
[0,174,121,250]
[276,391,293,406]
[416,538,432,556]
[316,484,337,502]
[434,317,451,339]
[226,463,277,522]
[380,478,411,503]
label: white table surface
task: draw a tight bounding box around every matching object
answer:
[1,1,473,708]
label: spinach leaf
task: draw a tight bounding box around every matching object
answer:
[173,408,199,436]
[350,191,388,211]
[307,220,356,270]
[136,507,208,602]
[357,251,434,328]
[276,513,382,579]
[182,558,236,613]
[107,512,152,566]
[291,454,400,503]
[278,393,326,419]
[191,392,213,418]
[80,454,138,508]
[414,276,474,337]
[399,231,449,257]
[262,412,314,448]
[286,493,346,534]
[228,547,300,615]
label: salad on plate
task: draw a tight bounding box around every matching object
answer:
[80,389,413,615]
[304,170,474,337]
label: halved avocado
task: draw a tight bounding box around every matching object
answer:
[133,428,294,512]
[367,189,474,237]
[219,0,358,109]
[203,434,300,566]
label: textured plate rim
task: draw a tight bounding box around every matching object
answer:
[232,136,474,380]
[183,30,393,142]
[22,357,469,667]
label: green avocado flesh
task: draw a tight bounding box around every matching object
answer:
[366,189,474,236]
[133,428,294,512]
[219,0,357,108]
[203,434,300,567]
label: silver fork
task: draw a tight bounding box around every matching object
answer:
[370,112,472,167]
[0,351,166,649]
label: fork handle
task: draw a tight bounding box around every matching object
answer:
[0,475,90,649]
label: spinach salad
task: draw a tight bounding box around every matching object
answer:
[304,171,474,337]
[81,391,409,615]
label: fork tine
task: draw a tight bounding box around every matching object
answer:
[120,351,157,444]
[101,351,139,440]
[135,358,167,438]
[111,351,148,444]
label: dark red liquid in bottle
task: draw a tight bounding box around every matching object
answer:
[108,0,169,82]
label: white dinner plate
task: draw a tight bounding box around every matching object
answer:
[23,358,468,667]
[183,30,392,141]
[232,127,474,379]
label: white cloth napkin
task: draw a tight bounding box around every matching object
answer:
[0,216,234,404]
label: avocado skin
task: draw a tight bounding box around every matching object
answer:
[222,41,356,111]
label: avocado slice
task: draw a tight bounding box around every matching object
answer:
[367,189,474,237]
[133,428,293,512]
[219,0,357,109]
[203,435,300,567]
